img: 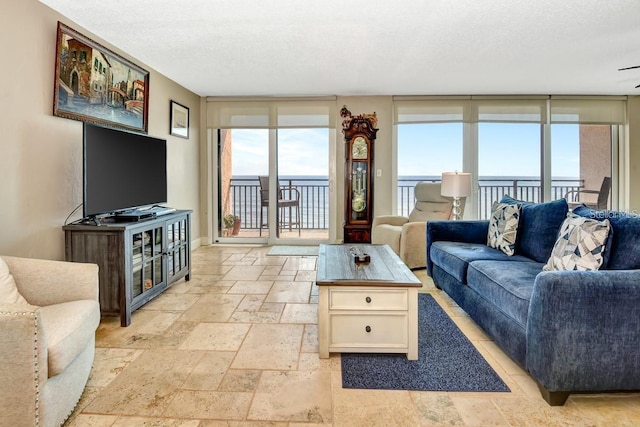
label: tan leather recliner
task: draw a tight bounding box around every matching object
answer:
[372,182,465,269]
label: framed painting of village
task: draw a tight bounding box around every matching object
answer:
[53,22,149,133]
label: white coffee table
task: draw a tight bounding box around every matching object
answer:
[315,244,422,360]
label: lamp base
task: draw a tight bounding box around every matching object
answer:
[452,197,462,220]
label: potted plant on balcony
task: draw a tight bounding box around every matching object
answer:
[223,214,241,236]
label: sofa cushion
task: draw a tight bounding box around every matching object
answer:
[467,260,544,328]
[500,195,569,263]
[543,213,611,271]
[39,299,100,377]
[572,206,640,270]
[0,256,28,305]
[430,241,532,284]
[487,202,521,256]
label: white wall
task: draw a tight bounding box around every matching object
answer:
[0,0,201,259]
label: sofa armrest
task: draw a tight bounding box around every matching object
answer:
[3,257,99,307]
[372,215,409,229]
[426,220,489,275]
[0,303,48,418]
[527,270,640,393]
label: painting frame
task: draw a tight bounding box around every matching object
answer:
[53,22,149,133]
[170,100,190,139]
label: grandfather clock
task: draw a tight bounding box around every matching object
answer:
[341,106,378,243]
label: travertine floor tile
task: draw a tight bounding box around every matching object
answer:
[331,372,420,426]
[113,417,202,426]
[410,391,465,426]
[265,281,312,303]
[179,293,244,322]
[88,348,144,388]
[65,414,119,426]
[163,390,253,420]
[248,371,332,423]
[142,292,201,311]
[224,265,266,280]
[282,257,317,271]
[450,396,509,426]
[218,369,262,392]
[280,303,317,324]
[228,280,274,294]
[232,324,303,370]
[180,323,251,351]
[85,350,203,416]
[182,351,235,390]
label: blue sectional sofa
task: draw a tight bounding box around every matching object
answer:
[426,197,640,405]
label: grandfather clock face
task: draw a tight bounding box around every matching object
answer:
[352,136,368,159]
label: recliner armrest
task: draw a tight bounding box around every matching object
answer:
[372,215,409,229]
[3,257,99,307]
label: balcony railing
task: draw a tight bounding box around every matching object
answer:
[226,177,583,231]
[228,178,329,231]
[398,178,583,219]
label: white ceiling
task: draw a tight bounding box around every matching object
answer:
[39,0,640,97]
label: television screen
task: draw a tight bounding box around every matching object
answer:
[83,123,167,218]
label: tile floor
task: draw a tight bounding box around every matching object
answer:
[67,245,640,426]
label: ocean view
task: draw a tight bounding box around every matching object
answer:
[228,175,582,228]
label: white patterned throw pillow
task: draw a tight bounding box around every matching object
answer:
[487,202,521,256]
[543,213,611,271]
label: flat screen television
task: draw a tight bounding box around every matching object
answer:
[83,123,167,218]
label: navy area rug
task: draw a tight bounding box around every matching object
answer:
[341,293,510,392]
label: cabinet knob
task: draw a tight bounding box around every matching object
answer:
[365,325,371,333]
[365,296,372,303]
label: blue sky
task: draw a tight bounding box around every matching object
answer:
[231,124,580,178]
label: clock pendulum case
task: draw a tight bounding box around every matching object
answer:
[340,106,378,243]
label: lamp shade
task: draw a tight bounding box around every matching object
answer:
[441,172,472,197]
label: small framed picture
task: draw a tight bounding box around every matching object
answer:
[170,100,189,139]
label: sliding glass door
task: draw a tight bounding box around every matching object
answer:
[210,99,335,245]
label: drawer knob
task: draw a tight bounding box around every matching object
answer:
[365,296,372,303]
[365,325,371,333]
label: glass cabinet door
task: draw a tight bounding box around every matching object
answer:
[131,226,165,299]
[167,216,189,279]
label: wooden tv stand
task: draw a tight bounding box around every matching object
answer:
[63,210,191,326]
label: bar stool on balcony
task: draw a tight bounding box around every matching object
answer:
[259,176,301,236]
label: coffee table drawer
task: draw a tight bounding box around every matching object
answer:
[329,289,408,310]
[330,313,408,347]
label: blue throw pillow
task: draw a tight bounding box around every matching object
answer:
[500,195,569,263]
[572,205,640,270]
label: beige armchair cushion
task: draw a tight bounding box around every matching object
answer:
[40,299,100,377]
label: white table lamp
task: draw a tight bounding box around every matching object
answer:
[441,172,472,220]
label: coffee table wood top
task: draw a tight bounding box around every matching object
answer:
[316,244,421,287]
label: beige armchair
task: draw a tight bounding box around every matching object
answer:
[0,256,100,427]
[372,182,464,269]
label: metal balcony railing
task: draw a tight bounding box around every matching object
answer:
[226,177,583,231]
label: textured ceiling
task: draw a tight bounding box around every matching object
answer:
[39,0,640,97]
